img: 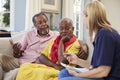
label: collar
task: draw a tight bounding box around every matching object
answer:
[34,29,50,37]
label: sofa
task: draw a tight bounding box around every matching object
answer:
[0,31,25,80]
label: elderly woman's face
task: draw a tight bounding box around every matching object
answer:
[59,21,74,38]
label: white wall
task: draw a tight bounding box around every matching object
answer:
[101,0,120,33]
[25,0,41,30]
[62,0,74,19]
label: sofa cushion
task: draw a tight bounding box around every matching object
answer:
[0,65,3,80]
[11,31,26,43]
[0,38,13,56]
[0,31,25,56]
[4,68,19,80]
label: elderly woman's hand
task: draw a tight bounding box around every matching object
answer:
[61,36,71,43]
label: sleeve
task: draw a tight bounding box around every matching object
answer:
[92,30,115,67]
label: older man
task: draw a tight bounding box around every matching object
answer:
[16,18,88,80]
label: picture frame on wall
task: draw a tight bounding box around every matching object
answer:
[41,0,60,13]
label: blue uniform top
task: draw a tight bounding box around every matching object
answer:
[91,28,120,80]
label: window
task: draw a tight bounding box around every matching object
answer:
[0,0,10,30]
[73,0,84,39]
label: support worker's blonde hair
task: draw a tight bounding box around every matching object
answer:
[84,0,111,41]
